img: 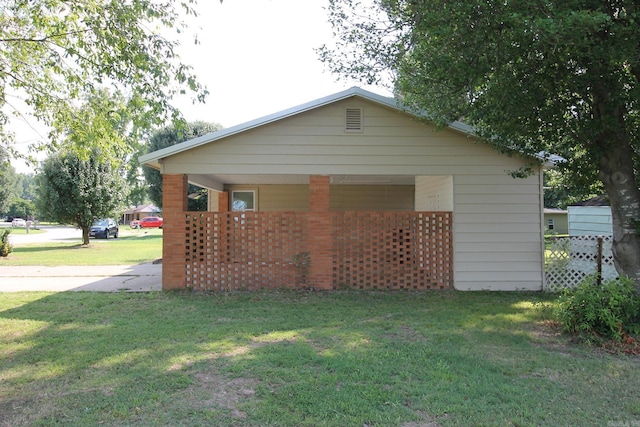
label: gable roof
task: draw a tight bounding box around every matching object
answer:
[139,87,475,168]
[569,195,610,207]
[123,204,160,214]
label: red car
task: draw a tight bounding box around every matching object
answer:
[139,216,163,228]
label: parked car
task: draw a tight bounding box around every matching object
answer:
[139,216,163,228]
[130,220,141,229]
[11,218,26,227]
[89,218,119,239]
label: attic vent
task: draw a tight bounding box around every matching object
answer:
[345,108,363,132]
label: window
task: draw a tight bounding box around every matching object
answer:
[547,218,555,230]
[231,190,256,211]
[345,108,363,132]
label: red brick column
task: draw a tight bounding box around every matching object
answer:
[162,174,188,290]
[218,191,229,212]
[308,176,333,289]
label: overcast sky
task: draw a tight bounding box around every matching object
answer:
[173,0,388,127]
[11,0,389,173]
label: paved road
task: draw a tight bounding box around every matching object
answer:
[2,224,82,245]
[0,225,162,292]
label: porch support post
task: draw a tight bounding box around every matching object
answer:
[162,174,188,290]
[218,191,229,212]
[308,175,333,289]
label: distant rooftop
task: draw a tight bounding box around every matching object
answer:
[569,195,609,207]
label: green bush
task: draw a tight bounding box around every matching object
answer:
[0,228,12,257]
[554,276,640,342]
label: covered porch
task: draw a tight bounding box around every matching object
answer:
[162,174,454,291]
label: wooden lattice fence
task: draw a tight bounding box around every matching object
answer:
[545,235,617,291]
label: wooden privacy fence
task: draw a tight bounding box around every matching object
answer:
[184,211,453,291]
[545,235,617,291]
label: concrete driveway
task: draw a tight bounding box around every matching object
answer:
[0,224,162,292]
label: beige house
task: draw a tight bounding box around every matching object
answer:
[543,208,568,235]
[121,204,161,225]
[140,87,545,292]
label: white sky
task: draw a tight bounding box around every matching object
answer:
[9,0,389,173]
[171,0,388,126]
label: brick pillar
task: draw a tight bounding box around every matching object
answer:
[162,174,188,290]
[218,191,229,212]
[308,176,333,289]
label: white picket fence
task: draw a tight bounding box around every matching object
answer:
[544,235,617,291]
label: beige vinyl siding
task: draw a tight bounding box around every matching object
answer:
[330,185,414,211]
[162,97,544,291]
[161,100,529,176]
[415,176,453,211]
[224,184,414,211]
[452,172,543,291]
[226,185,309,212]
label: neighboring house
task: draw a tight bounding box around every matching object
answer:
[568,196,612,236]
[140,87,545,292]
[122,204,161,225]
[565,196,616,281]
[543,208,568,235]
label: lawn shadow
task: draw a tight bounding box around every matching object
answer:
[11,243,86,254]
[1,291,633,427]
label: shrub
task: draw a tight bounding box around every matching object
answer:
[0,228,12,257]
[554,276,640,342]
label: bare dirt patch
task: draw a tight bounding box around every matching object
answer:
[398,410,448,427]
[180,367,259,420]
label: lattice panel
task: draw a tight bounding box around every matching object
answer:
[185,211,452,291]
[185,212,308,290]
[545,235,617,291]
[332,212,453,290]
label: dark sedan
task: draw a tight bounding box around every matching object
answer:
[89,219,119,239]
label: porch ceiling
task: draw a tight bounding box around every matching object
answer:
[188,174,416,189]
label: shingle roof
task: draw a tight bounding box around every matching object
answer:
[569,195,610,207]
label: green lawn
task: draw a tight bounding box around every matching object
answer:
[1,228,162,265]
[1,291,638,426]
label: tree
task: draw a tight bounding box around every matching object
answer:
[320,0,640,285]
[1,158,38,220]
[143,121,223,210]
[124,154,150,208]
[5,199,35,220]
[1,0,209,159]
[36,149,127,245]
[16,173,37,202]
[0,156,18,214]
[543,169,602,210]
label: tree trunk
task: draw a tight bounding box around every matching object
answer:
[82,227,90,245]
[598,139,640,287]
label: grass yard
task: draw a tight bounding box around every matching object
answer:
[1,228,162,266]
[1,291,639,427]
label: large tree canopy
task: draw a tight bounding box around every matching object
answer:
[320,0,640,284]
[0,0,208,158]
